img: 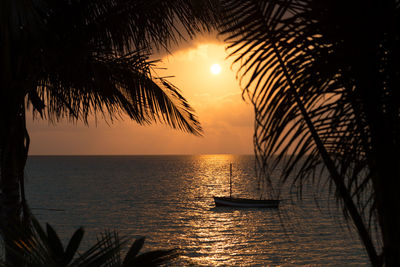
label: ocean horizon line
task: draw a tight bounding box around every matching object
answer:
[28,153,254,157]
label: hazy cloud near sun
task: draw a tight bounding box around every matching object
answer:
[27,38,254,155]
[152,31,223,59]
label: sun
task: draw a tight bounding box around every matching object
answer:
[210,63,221,75]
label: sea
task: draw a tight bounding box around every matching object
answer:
[25,155,369,266]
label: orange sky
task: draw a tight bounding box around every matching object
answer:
[27,36,254,155]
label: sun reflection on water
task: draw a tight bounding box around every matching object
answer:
[173,154,281,266]
[26,155,370,266]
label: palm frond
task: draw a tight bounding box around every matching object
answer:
[219,0,400,265]
[31,50,202,135]
[4,216,178,267]
[6,0,219,134]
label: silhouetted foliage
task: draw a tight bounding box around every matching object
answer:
[219,0,400,266]
[0,0,218,264]
[1,216,177,266]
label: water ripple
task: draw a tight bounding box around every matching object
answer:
[26,155,368,266]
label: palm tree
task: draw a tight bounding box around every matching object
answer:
[3,215,177,266]
[219,0,400,266]
[0,0,218,262]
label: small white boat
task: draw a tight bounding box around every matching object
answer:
[213,163,279,208]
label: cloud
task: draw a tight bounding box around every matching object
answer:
[152,31,224,59]
[27,36,255,155]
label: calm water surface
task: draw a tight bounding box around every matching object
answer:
[25,155,368,266]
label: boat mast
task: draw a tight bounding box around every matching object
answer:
[230,163,232,198]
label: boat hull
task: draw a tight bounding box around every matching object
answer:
[214,197,279,208]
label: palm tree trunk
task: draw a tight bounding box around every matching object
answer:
[352,40,400,266]
[0,102,29,264]
[376,156,400,266]
[366,104,400,266]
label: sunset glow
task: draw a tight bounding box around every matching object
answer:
[27,42,254,155]
[210,63,222,75]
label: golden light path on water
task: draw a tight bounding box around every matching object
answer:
[26,154,368,266]
[174,154,282,266]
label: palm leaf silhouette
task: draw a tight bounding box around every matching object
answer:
[219,0,400,265]
[0,0,219,264]
[3,215,177,266]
